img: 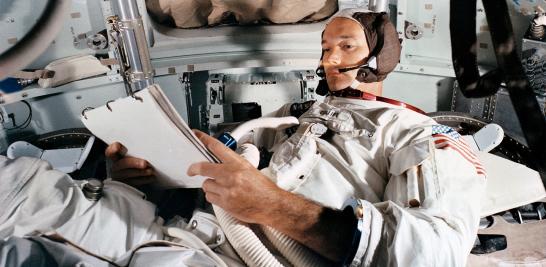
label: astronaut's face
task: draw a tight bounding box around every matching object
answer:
[321,18,370,91]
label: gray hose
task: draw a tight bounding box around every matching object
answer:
[213,205,285,267]
[215,116,329,267]
[0,0,71,80]
[261,226,330,267]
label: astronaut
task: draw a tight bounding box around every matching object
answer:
[184,9,487,266]
[106,8,486,266]
[0,8,485,267]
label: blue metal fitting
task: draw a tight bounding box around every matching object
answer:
[217,132,237,151]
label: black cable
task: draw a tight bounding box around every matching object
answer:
[450,0,502,97]
[5,100,32,130]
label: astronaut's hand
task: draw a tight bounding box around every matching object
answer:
[188,130,283,224]
[105,142,156,186]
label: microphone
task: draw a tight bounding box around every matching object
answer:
[338,56,377,73]
[338,64,364,73]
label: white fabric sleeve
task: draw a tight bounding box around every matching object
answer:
[0,156,164,260]
[350,138,486,266]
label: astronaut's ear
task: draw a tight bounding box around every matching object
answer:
[316,59,326,77]
[316,65,326,78]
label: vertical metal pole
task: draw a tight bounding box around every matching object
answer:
[368,0,389,12]
[109,0,154,93]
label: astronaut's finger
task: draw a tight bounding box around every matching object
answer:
[105,142,127,161]
[204,191,221,205]
[112,157,150,172]
[193,129,241,163]
[202,178,222,195]
[187,162,226,179]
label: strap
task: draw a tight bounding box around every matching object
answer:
[31,231,120,266]
[329,89,426,114]
[10,70,55,79]
[100,58,119,66]
[452,0,546,184]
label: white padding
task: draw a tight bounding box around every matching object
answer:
[146,0,337,28]
[478,151,546,217]
[462,123,504,153]
[7,136,95,173]
[38,55,110,88]
[7,141,43,159]
[473,123,504,152]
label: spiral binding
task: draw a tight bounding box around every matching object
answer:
[81,93,144,119]
[106,100,115,111]
[132,94,143,102]
[81,107,94,119]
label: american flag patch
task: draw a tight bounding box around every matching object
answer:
[432,125,486,176]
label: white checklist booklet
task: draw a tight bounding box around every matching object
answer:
[82,84,218,188]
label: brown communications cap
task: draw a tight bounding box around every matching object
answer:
[327,9,402,83]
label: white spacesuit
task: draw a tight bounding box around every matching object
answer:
[255,96,486,266]
[0,93,486,266]
[0,156,241,266]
